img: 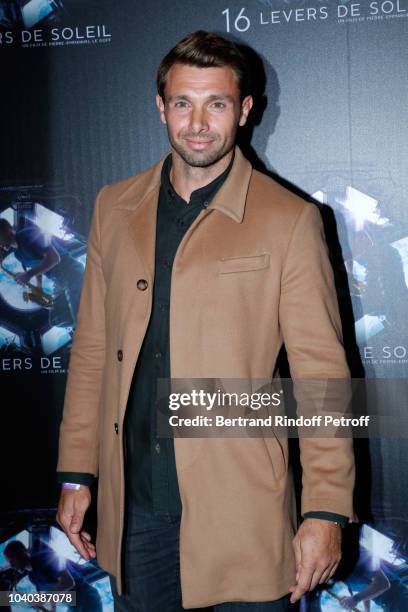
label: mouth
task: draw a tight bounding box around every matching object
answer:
[184,138,214,150]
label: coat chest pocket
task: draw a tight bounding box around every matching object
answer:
[218,253,270,274]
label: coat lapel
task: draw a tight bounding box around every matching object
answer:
[206,146,252,223]
[114,145,252,282]
[124,187,160,283]
[115,154,167,281]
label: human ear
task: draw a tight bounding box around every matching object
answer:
[239,95,254,126]
[156,94,167,125]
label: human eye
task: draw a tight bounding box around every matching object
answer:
[174,100,189,108]
[210,101,226,109]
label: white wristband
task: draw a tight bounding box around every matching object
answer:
[62,482,81,490]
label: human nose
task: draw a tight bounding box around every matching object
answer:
[188,106,209,134]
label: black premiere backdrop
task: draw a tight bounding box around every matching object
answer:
[1,0,408,609]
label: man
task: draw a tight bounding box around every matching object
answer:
[56,31,355,610]
[0,217,82,322]
[0,218,61,286]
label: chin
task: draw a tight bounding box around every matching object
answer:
[184,157,217,168]
[177,145,230,169]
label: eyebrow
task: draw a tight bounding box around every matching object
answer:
[167,94,235,103]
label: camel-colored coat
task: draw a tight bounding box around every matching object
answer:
[57,146,355,608]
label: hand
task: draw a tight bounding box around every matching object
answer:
[56,487,96,560]
[14,271,32,286]
[289,518,342,604]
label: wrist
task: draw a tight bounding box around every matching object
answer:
[303,517,342,529]
[303,511,348,528]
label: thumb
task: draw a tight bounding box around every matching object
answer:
[69,514,83,534]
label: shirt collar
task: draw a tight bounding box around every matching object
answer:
[161,150,235,208]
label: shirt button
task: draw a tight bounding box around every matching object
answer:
[155,442,161,454]
[155,352,162,359]
[203,200,209,208]
[117,349,123,361]
[136,279,148,291]
[114,422,119,435]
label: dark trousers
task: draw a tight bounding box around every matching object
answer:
[108,505,295,611]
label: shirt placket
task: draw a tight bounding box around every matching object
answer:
[151,193,184,516]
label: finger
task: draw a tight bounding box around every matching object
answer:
[56,508,75,533]
[289,584,308,603]
[80,531,95,543]
[58,510,88,558]
[57,503,90,560]
[83,541,96,552]
[66,532,90,560]
[327,559,340,580]
[82,543,96,558]
[57,494,88,533]
[69,512,84,534]
[80,535,96,557]
[80,531,95,546]
[310,565,327,591]
[80,536,95,550]
[69,532,89,558]
[290,565,314,603]
[81,538,94,550]
[319,560,338,585]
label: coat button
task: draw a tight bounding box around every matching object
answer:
[117,349,123,361]
[136,279,148,291]
[114,422,119,434]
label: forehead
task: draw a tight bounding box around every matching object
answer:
[164,63,239,98]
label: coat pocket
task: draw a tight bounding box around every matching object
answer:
[263,434,287,482]
[218,253,270,274]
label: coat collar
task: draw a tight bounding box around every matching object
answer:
[115,145,252,224]
[206,145,253,223]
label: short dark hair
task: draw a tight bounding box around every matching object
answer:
[157,30,251,102]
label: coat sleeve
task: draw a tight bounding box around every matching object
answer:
[278,202,356,521]
[56,186,108,478]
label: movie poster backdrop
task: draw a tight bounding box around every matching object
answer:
[1,1,407,609]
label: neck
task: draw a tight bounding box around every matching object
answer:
[169,148,234,202]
